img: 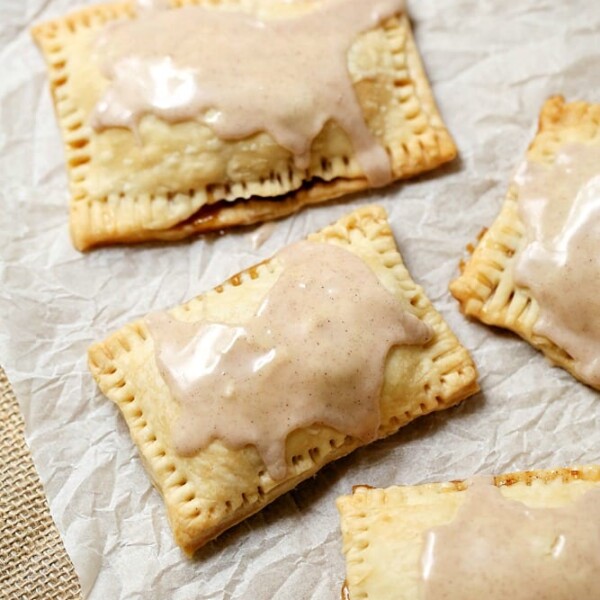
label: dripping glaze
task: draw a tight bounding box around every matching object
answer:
[90,0,407,186]
[513,143,600,385]
[421,478,600,599]
[146,241,432,479]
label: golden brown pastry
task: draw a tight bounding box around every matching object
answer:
[337,465,600,599]
[88,205,478,554]
[450,96,600,390]
[32,0,456,250]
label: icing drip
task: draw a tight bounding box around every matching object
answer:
[513,142,600,386]
[146,241,432,479]
[91,0,406,186]
[421,478,600,599]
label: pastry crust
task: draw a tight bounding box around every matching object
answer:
[88,205,478,555]
[337,464,600,600]
[449,96,600,389]
[32,0,456,250]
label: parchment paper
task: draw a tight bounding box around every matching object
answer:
[1,1,599,598]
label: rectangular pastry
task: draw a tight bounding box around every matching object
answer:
[32,0,456,250]
[337,465,600,599]
[450,96,600,389]
[88,205,478,554]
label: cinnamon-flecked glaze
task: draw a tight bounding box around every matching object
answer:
[422,478,600,599]
[90,0,406,185]
[514,143,600,386]
[146,241,432,479]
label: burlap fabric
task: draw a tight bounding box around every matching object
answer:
[0,366,82,599]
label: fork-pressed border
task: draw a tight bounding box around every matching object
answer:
[337,464,600,600]
[32,1,456,250]
[450,96,600,390]
[88,205,478,555]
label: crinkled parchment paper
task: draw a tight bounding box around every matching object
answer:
[1,1,600,597]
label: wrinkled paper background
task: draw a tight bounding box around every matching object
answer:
[1,1,600,597]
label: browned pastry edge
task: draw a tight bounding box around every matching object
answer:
[449,95,600,390]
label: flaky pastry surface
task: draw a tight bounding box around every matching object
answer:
[32,0,456,250]
[337,464,600,600]
[449,96,600,390]
[88,205,478,555]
